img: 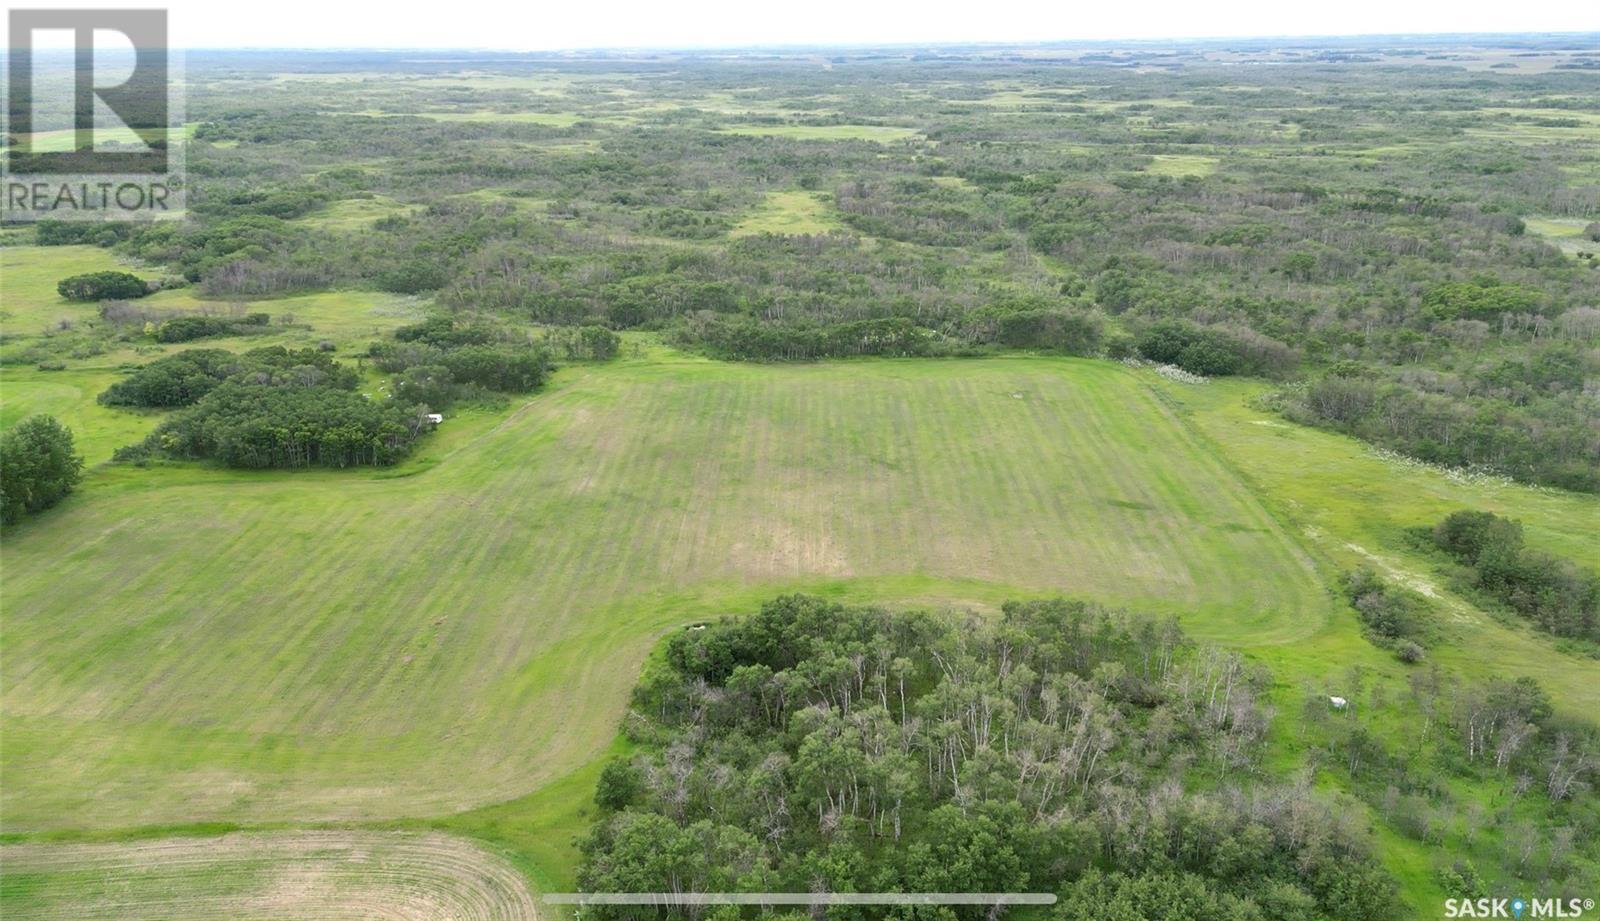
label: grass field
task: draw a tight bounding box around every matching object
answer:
[0,244,150,334]
[1154,376,1600,718]
[10,124,198,154]
[717,124,921,143]
[0,831,538,919]
[295,196,420,231]
[1144,153,1220,177]
[3,351,1597,912]
[1524,215,1597,256]
[348,109,588,126]
[0,245,427,369]
[730,191,844,237]
[0,355,1327,832]
[0,368,166,464]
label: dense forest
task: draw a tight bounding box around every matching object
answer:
[584,596,1400,920]
[583,595,1600,919]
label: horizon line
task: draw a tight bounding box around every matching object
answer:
[9,29,1600,56]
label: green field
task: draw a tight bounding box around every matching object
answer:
[348,109,589,126]
[5,348,1598,908]
[295,196,420,231]
[1152,376,1600,715]
[0,245,426,371]
[730,191,844,236]
[1,355,1327,831]
[1525,215,1597,256]
[9,124,198,154]
[0,368,166,464]
[1144,153,1220,177]
[717,124,921,142]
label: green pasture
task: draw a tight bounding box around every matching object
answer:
[1143,153,1220,177]
[1524,215,1596,256]
[730,191,844,237]
[0,355,1328,833]
[3,352,1596,913]
[717,124,921,143]
[1,245,426,368]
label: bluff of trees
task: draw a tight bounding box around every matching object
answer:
[368,316,557,409]
[579,595,1401,921]
[99,346,357,408]
[107,343,422,469]
[129,382,426,469]
[108,319,558,470]
[1282,344,1599,493]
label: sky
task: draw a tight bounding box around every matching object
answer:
[7,0,1599,50]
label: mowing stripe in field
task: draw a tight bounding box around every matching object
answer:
[0,357,1329,830]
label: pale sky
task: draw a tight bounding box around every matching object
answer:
[8,0,1599,50]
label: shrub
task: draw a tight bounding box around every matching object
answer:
[375,263,449,294]
[547,325,621,361]
[101,349,244,407]
[36,221,133,247]
[154,315,233,343]
[674,314,940,361]
[594,758,641,810]
[1341,567,1435,650]
[393,364,457,409]
[993,308,1104,354]
[100,347,357,408]
[394,316,498,348]
[439,345,553,392]
[56,271,150,301]
[1433,510,1521,566]
[1420,279,1541,321]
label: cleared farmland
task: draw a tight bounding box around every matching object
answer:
[0,831,537,920]
[0,356,1326,830]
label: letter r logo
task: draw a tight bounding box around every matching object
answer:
[6,8,169,175]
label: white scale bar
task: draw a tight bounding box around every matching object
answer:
[543,893,1057,905]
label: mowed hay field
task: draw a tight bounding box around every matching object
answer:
[0,831,537,920]
[0,356,1326,830]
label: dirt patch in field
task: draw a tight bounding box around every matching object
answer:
[0,831,539,920]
